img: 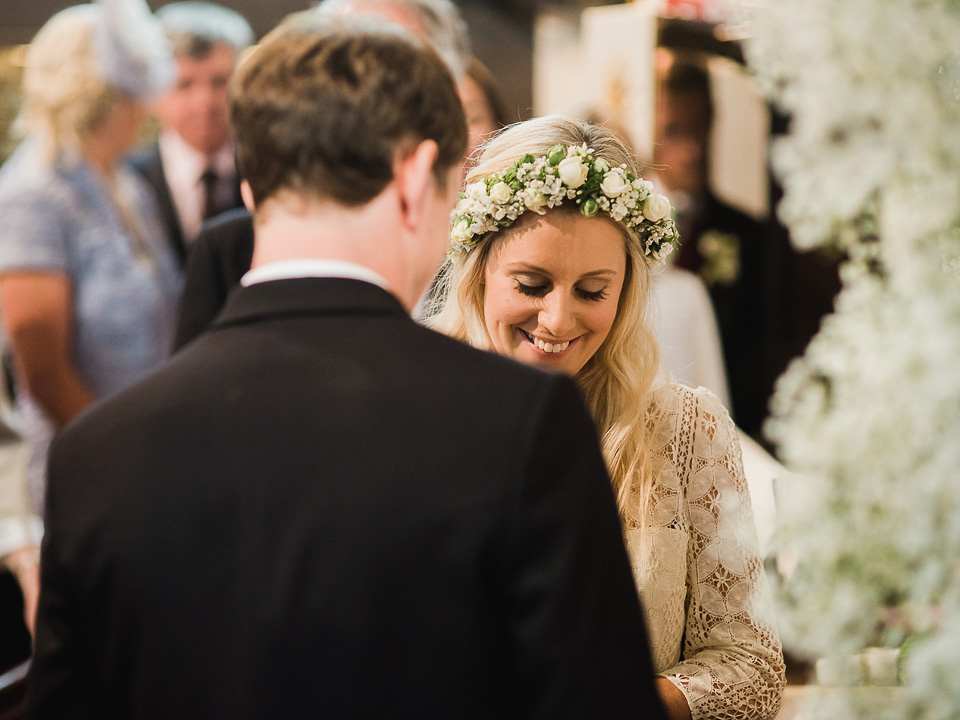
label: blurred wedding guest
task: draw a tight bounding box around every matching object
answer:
[460,56,510,159]
[0,381,37,644]
[27,15,667,719]
[0,0,181,521]
[171,0,473,349]
[648,267,781,559]
[321,0,470,79]
[130,1,254,266]
[429,116,785,720]
[649,264,730,406]
[654,58,769,437]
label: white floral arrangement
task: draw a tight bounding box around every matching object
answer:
[697,229,741,286]
[449,143,679,263]
[737,0,960,718]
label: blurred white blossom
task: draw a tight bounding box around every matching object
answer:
[737,0,960,716]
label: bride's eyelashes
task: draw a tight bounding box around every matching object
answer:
[512,278,610,302]
[514,279,549,298]
[577,287,609,302]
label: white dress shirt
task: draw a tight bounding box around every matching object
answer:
[649,264,731,409]
[241,258,393,293]
[157,130,237,243]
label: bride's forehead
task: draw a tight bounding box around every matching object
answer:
[488,213,627,270]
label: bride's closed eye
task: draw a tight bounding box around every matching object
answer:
[576,286,609,302]
[513,277,610,302]
[513,275,552,297]
[513,277,549,298]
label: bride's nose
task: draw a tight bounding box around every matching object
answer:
[538,291,577,338]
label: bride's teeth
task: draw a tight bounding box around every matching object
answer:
[531,336,569,353]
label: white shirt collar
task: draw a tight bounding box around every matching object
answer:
[240,259,392,292]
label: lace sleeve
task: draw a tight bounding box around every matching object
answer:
[661,387,785,720]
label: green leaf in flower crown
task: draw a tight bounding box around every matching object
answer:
[520,154,535,165]
[581,196,599,217]
[583,170,602,194]
[547,145,565,166]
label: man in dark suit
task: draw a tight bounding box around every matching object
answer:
[130,2,253,266]
[28,15,667,720]
[654,59,770,438]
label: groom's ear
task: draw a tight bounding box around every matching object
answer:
[240,180,256,213]
[393,139,440,231]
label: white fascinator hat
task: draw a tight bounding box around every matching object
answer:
[32,0,175,102]
[91,0,175,100]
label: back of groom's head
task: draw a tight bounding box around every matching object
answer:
[229,13,466,210]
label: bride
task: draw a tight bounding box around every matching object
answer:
[427,116,785,720]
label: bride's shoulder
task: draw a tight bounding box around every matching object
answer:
[644,383,734,433]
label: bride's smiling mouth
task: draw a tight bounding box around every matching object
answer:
[519,329,577,354]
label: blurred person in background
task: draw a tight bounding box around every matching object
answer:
[172,0,476,348]
[460,56,510,161]
[653,57,769,438]
[131,1,254,266]
[0,0,182,630]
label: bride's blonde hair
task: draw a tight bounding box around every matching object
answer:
[427,115,660,526]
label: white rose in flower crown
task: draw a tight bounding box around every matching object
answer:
[643,193,671,222]
[520,189,548,213]
[557,156,588,188]
[465,181,488,201]
[451,217,472,246]
[600,170,630,198]
[489,181,512,205]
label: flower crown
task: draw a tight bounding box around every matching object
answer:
[449,143,679,263]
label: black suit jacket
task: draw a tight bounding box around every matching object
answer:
[28,277,667,720]
[129,142,244,268]
[677,192,769,437]
[173,209,254,350]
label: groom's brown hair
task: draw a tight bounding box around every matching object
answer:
[230,12,466,207]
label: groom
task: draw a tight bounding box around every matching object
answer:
[27,14,666,720]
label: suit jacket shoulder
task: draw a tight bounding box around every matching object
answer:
[703,192,764,245]
[172,209,253,350]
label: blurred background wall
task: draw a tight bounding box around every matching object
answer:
[0,0,540,156]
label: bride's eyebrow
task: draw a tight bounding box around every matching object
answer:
[504,262,618,278]
[505,262,549,273]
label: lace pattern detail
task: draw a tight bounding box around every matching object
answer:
[626,385,785,720]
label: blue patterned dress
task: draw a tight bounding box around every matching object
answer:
[0,140,182,513]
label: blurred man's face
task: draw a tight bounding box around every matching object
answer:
[155,43,237,155]
[458,75,497,160]
[653,90,711,195]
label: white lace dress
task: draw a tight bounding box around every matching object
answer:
[624,384,785,720]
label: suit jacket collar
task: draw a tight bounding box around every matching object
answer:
[211,277,408,332]
[130,143,187,264]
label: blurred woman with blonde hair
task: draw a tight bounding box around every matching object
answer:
[428,115,785,720]
[0,0,181,570]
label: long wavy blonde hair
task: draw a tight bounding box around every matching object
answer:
[427,115,661,525]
